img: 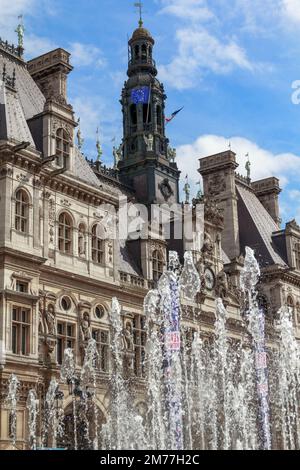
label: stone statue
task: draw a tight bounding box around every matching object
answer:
[245,154,251,180]
[113,144,123,169]
[122,322,134,352]
[15,17,25,49]
[167,147,176,162]
[183,176,191,204]
[45,304,56,336]
[81,312,92,342]
[216,270,229,300]
[96,128,103,162]
[77,118,84,150]
[202,231,214,254]
[78,230,85,256]
[143,133,154,152]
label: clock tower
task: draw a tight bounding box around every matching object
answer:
[118,21,180,206]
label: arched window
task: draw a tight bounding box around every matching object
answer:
[156,105,162,127]
[56,128,70,168]
[58,213,72,254]
[130,104,137,126]
[15,189,29,233]
[143,103,151,123]
[152,250,163,282]
[134,45,140,60]
[141,44,147,61]
[78,223,86,257]
[92,224,105,264]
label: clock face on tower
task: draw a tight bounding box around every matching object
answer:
[159,179,173,201]
[204,267,215,291]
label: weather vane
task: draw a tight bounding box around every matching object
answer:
[134,2,144,27]
[245,153,251,180]
[15,15,25,49]
[96,127,103,163]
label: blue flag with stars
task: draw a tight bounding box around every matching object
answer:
[131,87,150,104]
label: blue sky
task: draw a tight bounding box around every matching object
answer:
[1,0,300,224]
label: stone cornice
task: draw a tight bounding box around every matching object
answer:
[0,147,121,207]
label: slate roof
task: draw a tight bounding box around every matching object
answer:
[0,79,36,146]
[0,46,141,277]
[0,49,45,119]
[236,184,287,267]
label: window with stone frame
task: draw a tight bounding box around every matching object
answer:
[133,315,146,378]
[92,224,105,264]
[15,189,29,233]
[57,322,76,365]
[92,329,110,372]
[152,250,163,282]
[58,212,73,254]
[56,128,70,168]
[12,306,30,356]
[294,241,300,271]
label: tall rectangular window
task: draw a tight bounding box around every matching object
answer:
[294,242,300,271]
[92,329,110,372]
[12,307,30,356]
[57,322,75,365]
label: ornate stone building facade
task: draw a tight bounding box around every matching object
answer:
[0,22,299,449]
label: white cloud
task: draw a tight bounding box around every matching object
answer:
[25,34,57,58]
[176,134,300,189]
[72,95,120,142]
[159,0,213,22]
[69,42,106,68]
[289,189,300,200]
[159,27,254,89]
[282,0,300,23]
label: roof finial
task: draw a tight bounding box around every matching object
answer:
[183,174,191,205]
[96,127,103,163]
[196,180,203,199]
[76,118,84,151]
[134,2,144,27]
[15,15,25,50]
[245,153,251,180]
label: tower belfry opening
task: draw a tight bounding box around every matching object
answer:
[118,19,180,206]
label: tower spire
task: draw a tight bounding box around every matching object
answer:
[134,2,143,27]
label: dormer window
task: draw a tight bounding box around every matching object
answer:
[152,250,163,282]
[56,128,70,168]
[294,242,300,270]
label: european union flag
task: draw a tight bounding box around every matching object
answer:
[131,87,150,104]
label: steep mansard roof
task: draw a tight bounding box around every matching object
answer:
[0,49,45,120]
[236,184,287,267]
[0,79,36,146]
[0,46,140,277]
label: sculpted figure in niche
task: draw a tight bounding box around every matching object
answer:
[143,133,154,152]
[122,322,134,353]
[202,232,214,254]
[81,312,92,342]
[216,270,229,300]
[46,304,56,335]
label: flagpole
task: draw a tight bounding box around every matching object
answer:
[146,79,152,126]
